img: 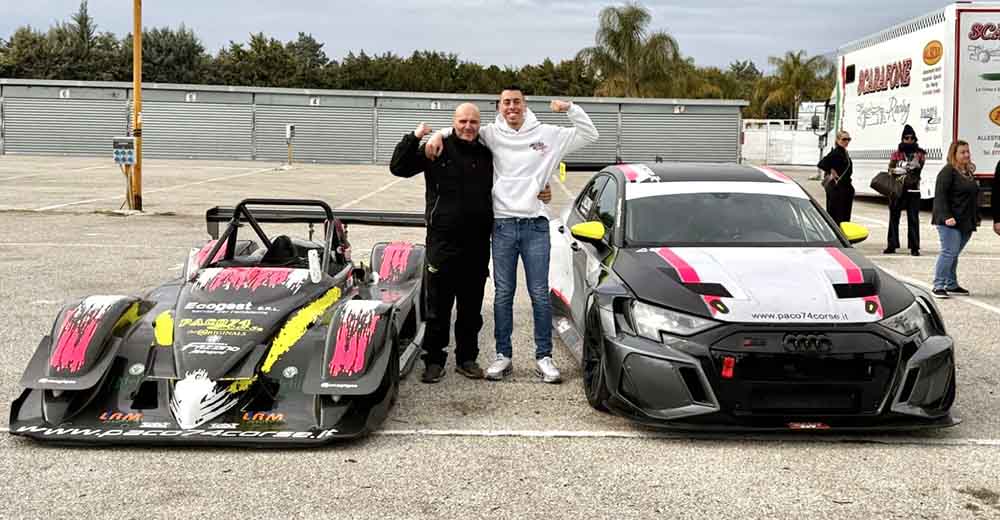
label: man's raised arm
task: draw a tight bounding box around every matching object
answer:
[390,123,434,178]
[551,100,599,155]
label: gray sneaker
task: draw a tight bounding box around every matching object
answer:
[485,354,512,381]
[535,356,562,384]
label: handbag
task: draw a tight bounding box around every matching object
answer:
[870,170,904,199]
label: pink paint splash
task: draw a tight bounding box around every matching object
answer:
[655,247,721,315]
[619,164,640,182]
[378,242,413,283]
[49,300,114,373]
[195,239,228,267]
[203,267,293,292]
[755,165,793,183]
[329,307,381,377]
[825,247,883,318]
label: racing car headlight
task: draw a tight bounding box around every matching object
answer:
[631,300,718,340]
[879,301,932,340]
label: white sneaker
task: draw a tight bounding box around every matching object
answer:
[535,356,562,384]
[486,354,512,381]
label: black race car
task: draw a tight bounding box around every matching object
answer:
[11,199,428,445]
[549,163,957,430]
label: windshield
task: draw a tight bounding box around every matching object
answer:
[625,192,841,246]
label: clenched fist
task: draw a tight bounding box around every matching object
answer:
[414,122,432,139]
[550,100,572,113]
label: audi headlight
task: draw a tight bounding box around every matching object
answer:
[880,301,932,339]
[631,300,718,340]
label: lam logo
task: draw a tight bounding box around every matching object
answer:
[242,411,285,425]
[99,410,143,423]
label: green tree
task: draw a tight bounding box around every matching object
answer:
[213,33,297,87]
[575,2,681,97]
[286,32,330,88]
[763,50,832,120]
[122,25,210,84]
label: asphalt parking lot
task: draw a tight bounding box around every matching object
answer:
[0,155,998,518]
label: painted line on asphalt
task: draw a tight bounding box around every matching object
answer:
[376,428,1000,446]
[871,254,1000,261]
[851,215,889,228]
[336,178,406,209]
[555,178,575,200]
[33,166,280,211]
[0,164,108,182]
[1,425,995,446]
[878,265,1000,316]
[0,242,189,250]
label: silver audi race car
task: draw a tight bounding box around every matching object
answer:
[549,163,957,431]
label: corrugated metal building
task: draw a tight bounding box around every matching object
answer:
[0,79,747,166]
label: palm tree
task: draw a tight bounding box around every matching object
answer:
[763,51,831,120]
[576,3,681,97]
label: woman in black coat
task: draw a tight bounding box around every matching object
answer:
[885,124,926,256]
[818,130,854,224]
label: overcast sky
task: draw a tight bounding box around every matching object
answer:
[2,1,953,70]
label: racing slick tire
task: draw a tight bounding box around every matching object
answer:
[582,302,611,413]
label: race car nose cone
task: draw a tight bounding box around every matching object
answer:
[170,369,238,429]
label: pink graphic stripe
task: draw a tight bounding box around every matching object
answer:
[656,248,719,315]
[50,303,110,373]
[619,164,640,182]
[195,239,228,266]
[378,242,413,282]
[755,165,793,183]
[551,288,570,306]
[330,310,381,377]
[825,247,883,318]
[205,267,292,292]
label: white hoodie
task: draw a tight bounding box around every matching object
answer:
[442,104,599,218]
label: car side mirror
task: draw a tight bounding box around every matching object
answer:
[840,222,869,244]
[571,221,606,245]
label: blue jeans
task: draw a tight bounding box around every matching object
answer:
[492,217,552,359]
[933,225,972,290]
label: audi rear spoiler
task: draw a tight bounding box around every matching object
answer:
[206,202,426,239]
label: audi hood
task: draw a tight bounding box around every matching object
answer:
[614,246,914,323]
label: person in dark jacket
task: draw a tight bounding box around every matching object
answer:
[389,103,551,383]
[818,130,855,224]
[885,124,926,256]
[993,160,1000,236]
[930,140,980,298]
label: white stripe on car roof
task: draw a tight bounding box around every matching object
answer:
[625,181,809,200]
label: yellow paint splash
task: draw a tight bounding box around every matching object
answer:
[261,287,341,374]
[227,377,256,394]
[113,302,141,331]
[153,310,174,346]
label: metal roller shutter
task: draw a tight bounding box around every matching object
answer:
[375,109,497,164]
[132,101,253,160]
[532,110,618,166]
[3,98,126,156]
[255,105,374,164]
[620,111,740,163]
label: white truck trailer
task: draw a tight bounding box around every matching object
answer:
[828,2,999,206]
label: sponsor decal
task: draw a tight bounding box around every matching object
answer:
[378,242,414,283]
[261,287,342,374]
[181,342,240,355]
[529,141,550,155]
[128,363,145,376]
[856,59,912,96]
[329,301,382,377]
[750,312,849,322]
[320,382,359,389]
[241,412,285,426]
[923,40,943,66]
[208,423,239,429]
[991,106,1000,127]
[969,22,1000,41]
[183,301,279,315]
[194,267,308,294]
[282,366,299,379]
[37,377,76,385]
[140,422,170,429]
[920,107,941,131]
[178,318,263,337]
[787,422,830,430]
[856,96,910,129]
[50,296,122,373]
[15,425,340,440]
[99,410,143,424]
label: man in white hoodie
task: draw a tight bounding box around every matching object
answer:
[426,85,599,383]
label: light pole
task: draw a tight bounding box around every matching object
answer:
[130,0,143,211]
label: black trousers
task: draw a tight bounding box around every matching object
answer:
[887,191,921,251]
[422,246,489,366]
[825,181,855,224]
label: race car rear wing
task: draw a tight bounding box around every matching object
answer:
[205,203,426,239]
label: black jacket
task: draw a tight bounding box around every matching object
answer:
[932,164,980,233]
[818,145,853,185]
[389,132,494,270]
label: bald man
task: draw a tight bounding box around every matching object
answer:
[389,103,496,383]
